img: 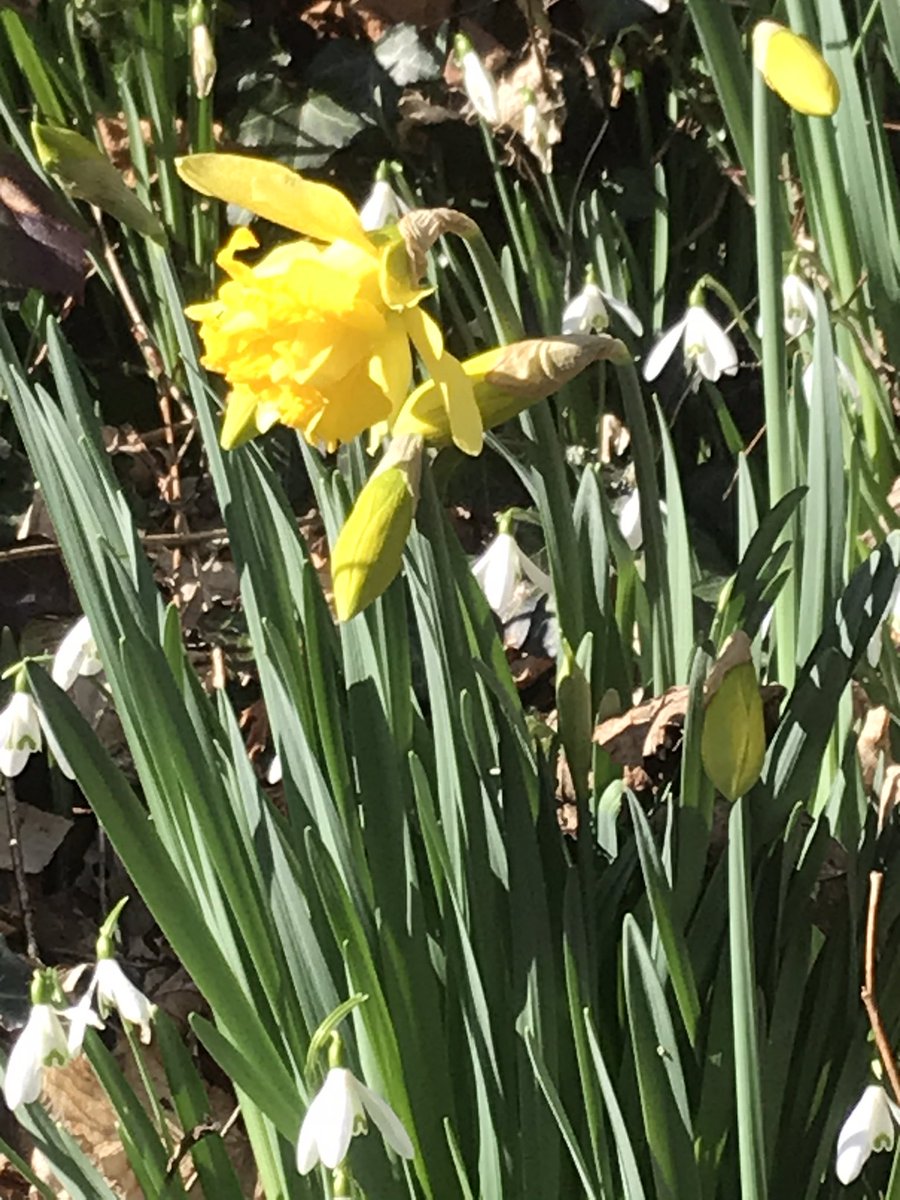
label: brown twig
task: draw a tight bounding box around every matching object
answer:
[861,868,900,1104]
[3,776,38,961]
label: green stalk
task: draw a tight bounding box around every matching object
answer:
[753,69,796,688]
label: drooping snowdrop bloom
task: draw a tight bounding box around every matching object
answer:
[296,1066,414,1174]
[93,957,155,1044]
[637,0,670,12]
[472,530,552,624]
[3,974,69,1110]
[51,616,102,691]
[643,303,739,383]
[359,177,405,233]
[0,689,42,777]
[802,355,860,404]
[267,753,283,785]
[836,1084,899,1184]
[782,273,817,337]
[563,279,643,338]
[455,33,499,124]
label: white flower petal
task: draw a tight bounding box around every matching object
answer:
[359,180,403,232]
[782,274,817,338]
[38,712,75,780]
[4,1004,68,1109]
[95,959,154,1042]
[472,533,519,620]
[562,283,608,335]
[357,1079,415,1159]
[0,693,41,778]
[618,491,643,550]
[313,1069,359,1171]
[51,617,101,691]
[604,291,644,336]
[267,754,283,785]
[64,983,104,1057]
[643,315,687,381]
[461,51,499,123]
[837,1085,897,1184]
[684,305,738,381]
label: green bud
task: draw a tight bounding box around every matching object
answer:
[32,122,165,242]
[700,632,765,802]
[331,436,423,622]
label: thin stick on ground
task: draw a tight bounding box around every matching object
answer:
[3,777,38,962]
[861,868,900,1104]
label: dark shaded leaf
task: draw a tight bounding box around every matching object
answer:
[0,145,90,297]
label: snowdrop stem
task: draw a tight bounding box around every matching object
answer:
[695,274,761,360]
[121,1017,174,1154]
[862,869,900,1106]
[333,1164,355,1197]
[478,124,531,295]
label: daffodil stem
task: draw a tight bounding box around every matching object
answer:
[753,69,796,688]
[123,1018,175,1155]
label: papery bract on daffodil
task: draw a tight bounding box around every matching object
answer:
[394,333,629,444]
[752,20,840,117]
[176,154,479,454]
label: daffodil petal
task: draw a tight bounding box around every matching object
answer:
[176,154,371,248]
[220,389,261,449]
[404,308,482,455]
[371,313,413,415]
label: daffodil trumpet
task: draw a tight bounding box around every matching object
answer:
[176,154,481,455]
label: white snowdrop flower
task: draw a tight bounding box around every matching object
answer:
[64,988,106,1057]
[472,531,552,624]
[782,273,817,338]
[643,303,739,383]
[359,179,405,232]
[836,1084,899,1184]
[0,690,41,778]
[455,34,499,124]
[94,957,155,1044]
[296,1066,414,1174]
[563,280,643,338]
[51,616,102,691]
[802,355,860,404]
[637,0,670,11]
[3,1002,68,1109]
[267,753,283,785]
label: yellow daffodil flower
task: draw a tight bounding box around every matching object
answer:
[752,20,840,117]
[176,154,479,453]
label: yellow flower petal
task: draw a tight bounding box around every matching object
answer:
[752,20,840,116]
[220,388,262,449]
[176,153,371,248]
[370,313,413,413]
[404,308,482,455]
[304,360,393,449]
[377,235,434,311]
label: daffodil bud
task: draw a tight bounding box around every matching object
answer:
[394,334,629,444]
[32,122,165,242]
[700,631,765,802]
[331,436,424,621]
[752,20,839,116]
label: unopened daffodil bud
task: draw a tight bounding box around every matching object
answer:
[394,333,628,445]
[32,122,165,241]
[752,20,840,117]
[331,436,424,621]
[700,631,765,801]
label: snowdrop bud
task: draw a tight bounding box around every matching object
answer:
[0,684,41,778]
[191,20,216,100]
[455,33,499,124]
[617,490,643,550]
[836,1084,899,1184]
[51,615,102,691]
[359,167,405,232]
[296,1066,414,1174]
